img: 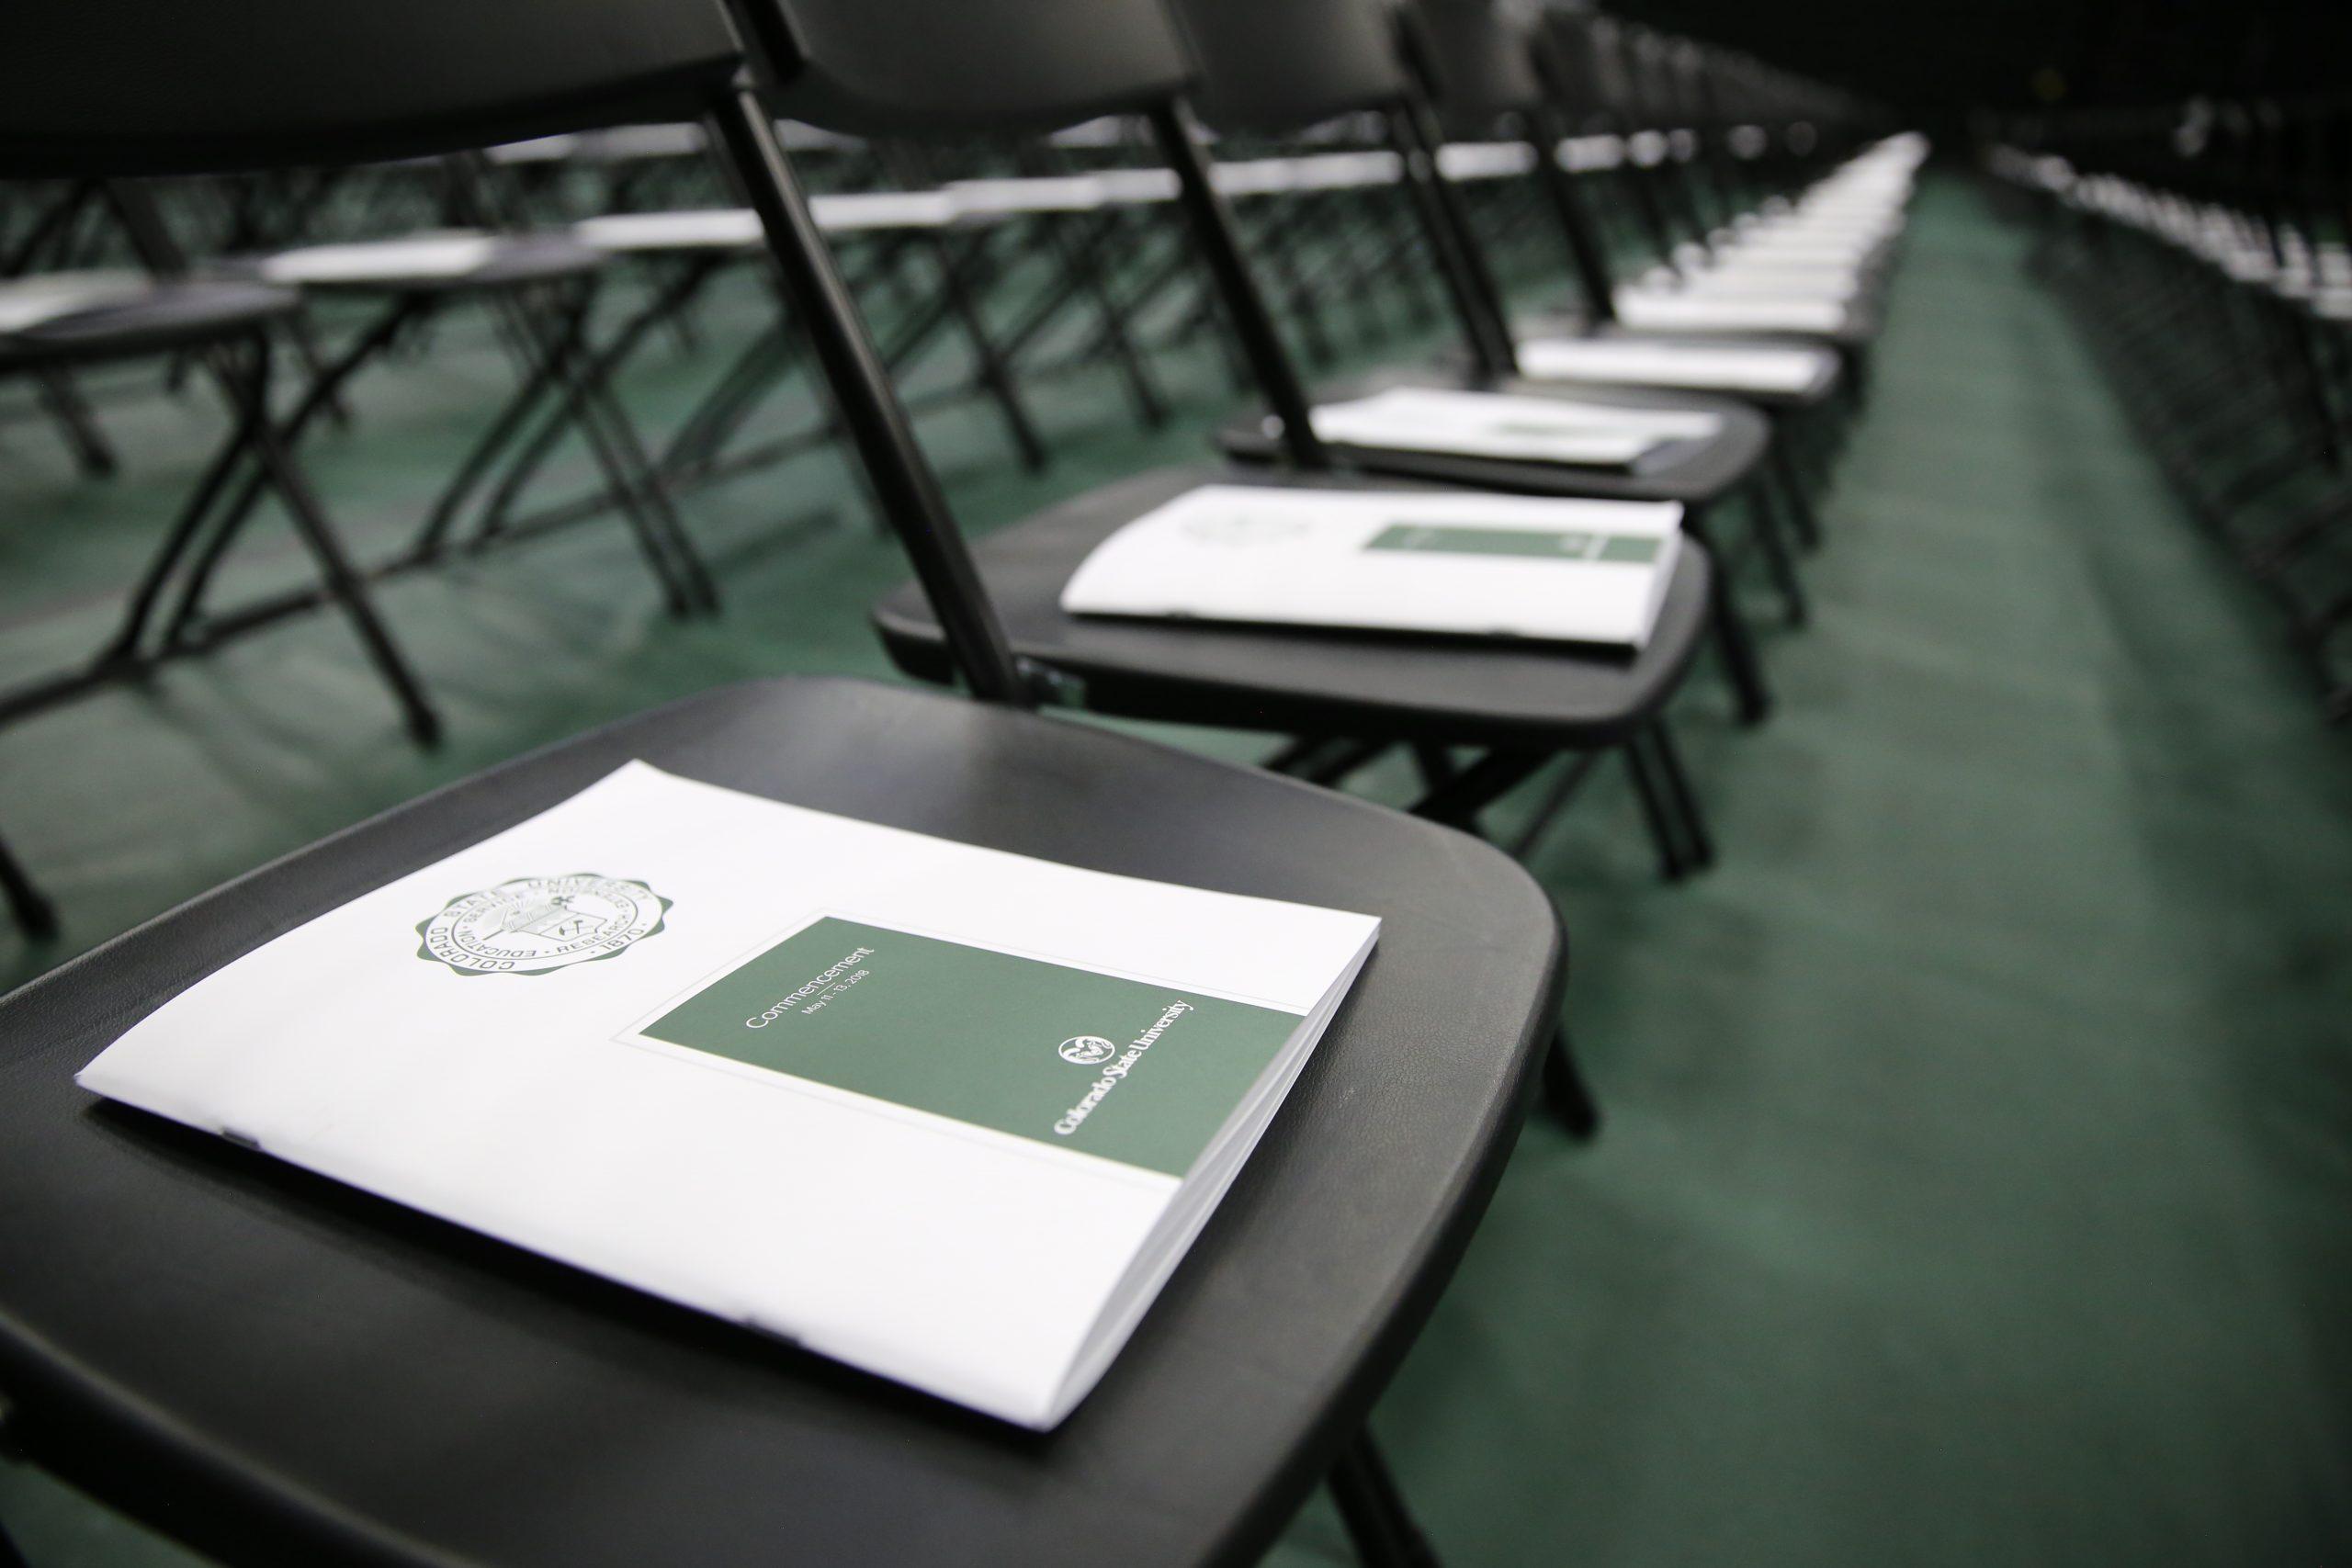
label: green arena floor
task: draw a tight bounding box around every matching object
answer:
[3,173,2348,1565]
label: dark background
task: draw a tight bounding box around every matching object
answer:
[1608,0,2352,124]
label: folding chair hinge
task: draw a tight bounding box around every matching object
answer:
[1018,657,1088,709]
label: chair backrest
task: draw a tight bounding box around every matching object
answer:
[1399,0,1544,130]
[0,1,745,177]
[1161,0,1412,136]
[1629,32,1702,130]
[1618,26,1684,132]
[1530,8,1635,130]
[744,0,1194,137]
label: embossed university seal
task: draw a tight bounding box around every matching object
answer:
[416,874,669,976]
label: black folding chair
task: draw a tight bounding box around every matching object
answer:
[867,0,1752,892]
[1170,0,1816,648]
[2002,95,2352,719]
[1399,0,1846,547]
[1527,8,1892,369]
[211,162,722,618]
[1,183,132,478]
[0,227,444,747]
[0,2,1571,1563]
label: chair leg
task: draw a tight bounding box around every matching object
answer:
[1770,438,1824,551]
[1745,478,1810,628]
[33,368,117,479]
[656,319,797,481]
[0,829,59,942]
[926,228,1052,473]
[1545,1029,1602,1139]
[90,378,272,669]
[1623,735,1690,882]
[1051,209,1170,431]
[503,283,717,616]
[450,258,720,552]
[1682,508,1773,727]
[562,327,722,615]
[223,342,444,750]
[1409,744,1459,793]
[155,298,423,649]
[409,332,575,561]
[283,308,356,430]
[1328,1429,1442,1568]
[1642,723,1717,872]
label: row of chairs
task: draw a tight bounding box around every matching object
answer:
[1986,95,2352,720]
[0,1,1906,943]
[0,0,1917,1562]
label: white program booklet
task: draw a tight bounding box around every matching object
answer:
[77,761,1379,1430]
[1061,483,1684,649]
[1308,386,1722,469]
[1611,291,1852,334]
[1516,336,1833,394]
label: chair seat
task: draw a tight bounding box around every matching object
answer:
[1746,213,1901,240]
[936,170,1182,213]
[252,231,603,292]
[1641,257,1871,307]
[2302,286,2352,322]
[573,193,968,254]
[1716,241,1892,276]
[1611,288,1854,335]
[1547,294,1881,352]
[1213,152,1402,197]
[812,190,971,231]
[1216,367,1774,504]
[1091,167,1182,204]
[1557,132,1626,172]
[0,276,300,370]
[944,175,1117,215]
[874,464,1715,745]
[574,208,768,253]
[1670,267,1864,304]
[1501,332,1844,411]
[0,270,157,333]
[0,674,1561,1568]
[1694,243,1876,274]
[1684,248,1878,285]
[1433,141,1536,182]
[1725,226,1900,264]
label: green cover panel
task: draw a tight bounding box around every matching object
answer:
[1363,523,1663,563]
[640,917,1303,1178]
